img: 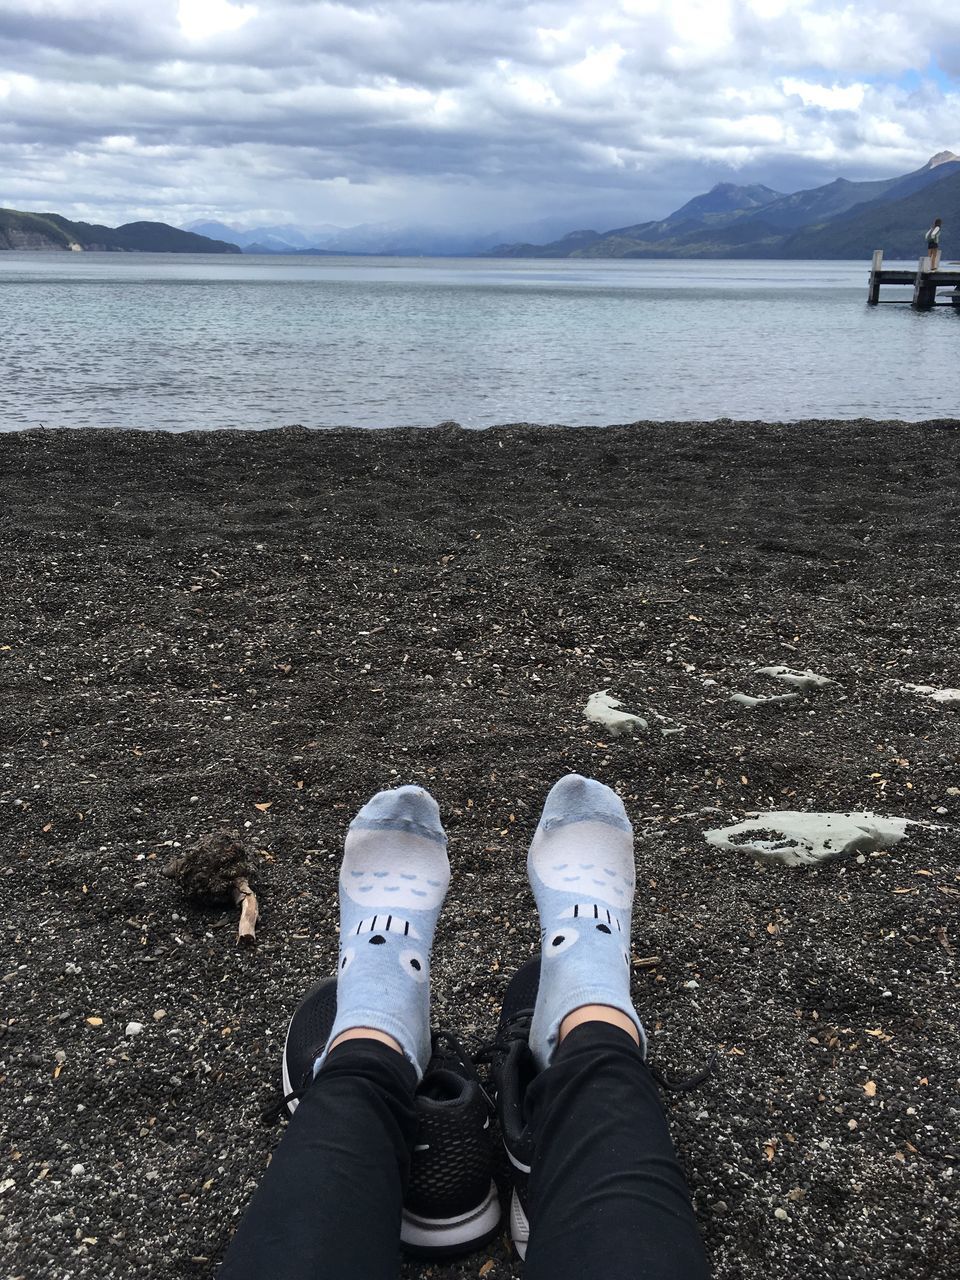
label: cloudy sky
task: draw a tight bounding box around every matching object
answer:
[2,0,960,233]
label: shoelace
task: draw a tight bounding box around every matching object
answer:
[430,1028,497,1112]
[261,1028,496,1126]
[261,1014,716,1125]
[474,1010,716,1094]
[473,1010,533,1070]
[648,1052,717,1093]
[260,1071,312,1125]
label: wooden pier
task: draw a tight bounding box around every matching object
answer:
[867,249,960,308]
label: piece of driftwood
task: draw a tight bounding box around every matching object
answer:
[234,876,259,945]
[164,829,260,946]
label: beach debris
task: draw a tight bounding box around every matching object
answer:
[729,692,799,708]
[583,689,647,736]
[901,683,960,707]
[163,829,260,945]
[757,665,837,693]
[125,1022,144,1038]
[649,709,686,737]
[704,810,915,868]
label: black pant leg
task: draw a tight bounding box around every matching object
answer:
[524,1023,711,1280]
[218,1039,419,1280]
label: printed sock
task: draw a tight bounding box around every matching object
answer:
[316,785,450,1079]
[527,774,646,1068]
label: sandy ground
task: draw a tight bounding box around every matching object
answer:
[1,421,958,1280]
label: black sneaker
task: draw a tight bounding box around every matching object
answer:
[278,977,501,1260]
[481,957,717,1261]
[479,957,541,1260]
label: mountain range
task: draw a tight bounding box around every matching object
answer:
[182,215,599,257]
[0,208,239,253]
[487,151,960,258]
[4,151,959,259]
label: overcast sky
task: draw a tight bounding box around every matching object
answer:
[2,0,960,232]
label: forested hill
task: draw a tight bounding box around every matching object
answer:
[0,209,241,253]
[784,169,960,259]
[487,152,960,259]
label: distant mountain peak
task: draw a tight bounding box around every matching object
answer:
[926,150,959,168]
[665,181,785,225]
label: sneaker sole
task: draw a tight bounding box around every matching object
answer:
[509,1187,529,1260]
[401,1180,502,1258]
[280,1015,301,1113]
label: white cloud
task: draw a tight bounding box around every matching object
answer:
[0,0,959,229]
[781,78,867,111]
[177,0,257,42]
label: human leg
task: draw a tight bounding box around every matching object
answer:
[523,1021,711,1280]
[219,785,456,1278]
[218,1036,418,1280]
[495,774,710,1277]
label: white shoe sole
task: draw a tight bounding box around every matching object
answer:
[402,1180,501,1255]
[510,1187,530,1259]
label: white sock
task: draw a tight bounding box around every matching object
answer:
[316,785,449,1079]
[527,774,646,1068]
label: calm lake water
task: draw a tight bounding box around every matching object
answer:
[2,253,958,430]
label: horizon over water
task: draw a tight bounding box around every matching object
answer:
[2,252,959,431]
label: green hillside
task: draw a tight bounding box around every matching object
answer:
[0,208,241,253]
[782,171,960,259]
[487,153,960,260]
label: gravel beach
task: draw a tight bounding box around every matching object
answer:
[1,420,958,1280]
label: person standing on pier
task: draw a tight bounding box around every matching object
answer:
[926,217,942,269]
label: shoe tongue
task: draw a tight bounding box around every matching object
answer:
[419,1067,469,1104]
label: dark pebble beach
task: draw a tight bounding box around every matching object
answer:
[1,420,958,1279]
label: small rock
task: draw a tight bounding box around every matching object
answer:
[71,1164,85,1177]
[65,963,80,975]
[774,1207,789,1221]
[684,980,699,990]
[125,1022,144,1038]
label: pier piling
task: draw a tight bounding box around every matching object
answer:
[867,248,960,308]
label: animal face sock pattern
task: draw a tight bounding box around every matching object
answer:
[527,774,647,1069]
[316,785,450,1079]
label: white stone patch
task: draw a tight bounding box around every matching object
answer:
[583,690,647,736]
[902,683,960,707]
[757,665,837,692]
[705,810,915,868]
[730,692,799,708]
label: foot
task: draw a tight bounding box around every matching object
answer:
[526,775,646,1067]
[318,785,450,1077]
[280,980,501,1259]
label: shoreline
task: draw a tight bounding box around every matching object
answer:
[2,414,960,436]
[2,421,957,1279]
